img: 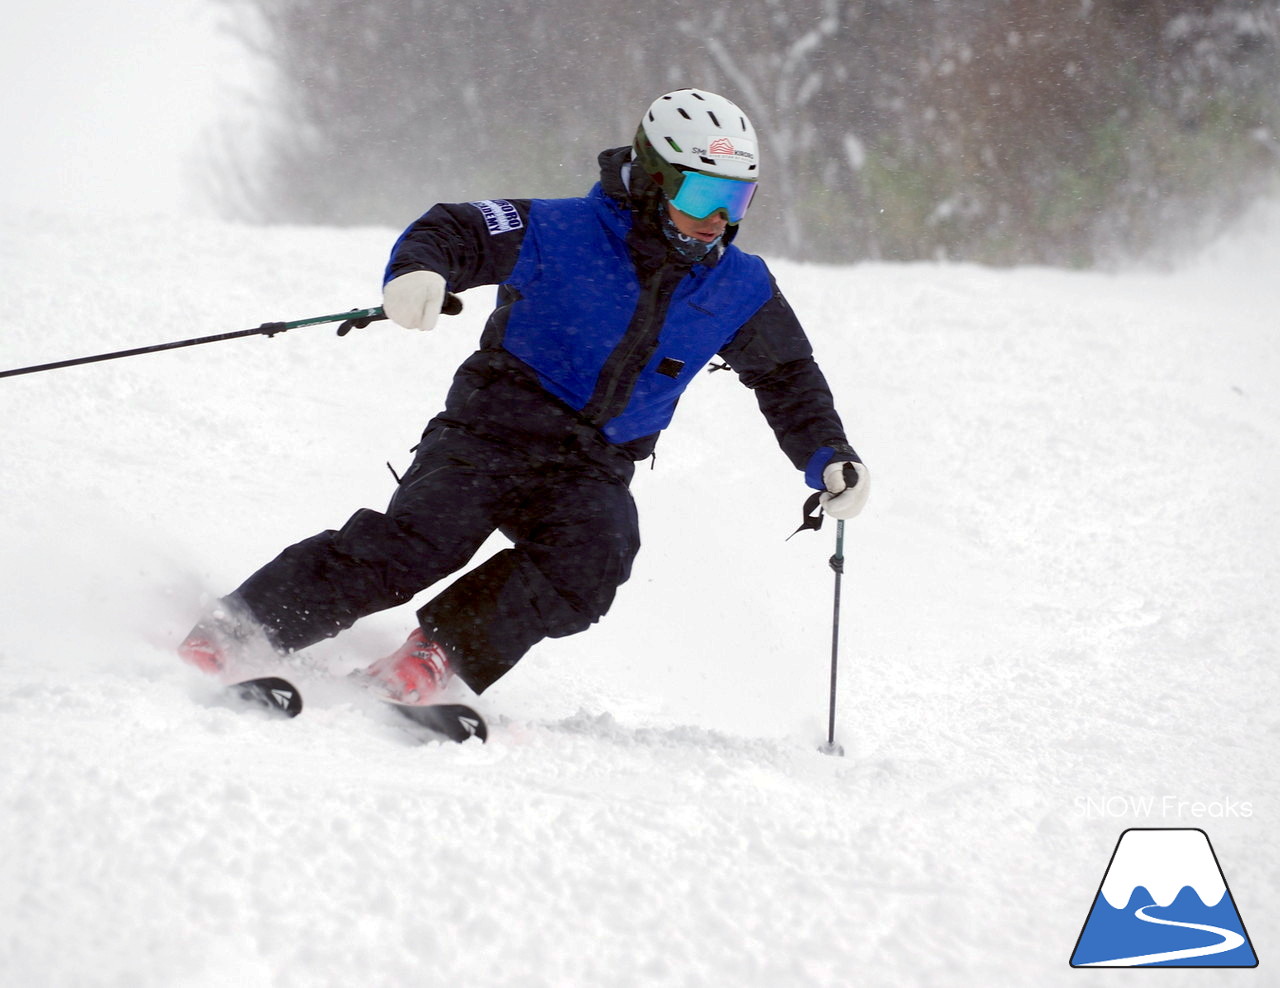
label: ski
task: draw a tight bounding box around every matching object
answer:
[223,675,486,743]
[228,676,304,717]
[383,700,488,744]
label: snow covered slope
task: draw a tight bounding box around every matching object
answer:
[2,204,1277,986]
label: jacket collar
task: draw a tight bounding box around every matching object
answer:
[593,146,733,275]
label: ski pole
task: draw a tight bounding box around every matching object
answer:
[0,295,462,380]
[819,518,847,757]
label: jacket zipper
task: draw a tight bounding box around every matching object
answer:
[582,262,683,428]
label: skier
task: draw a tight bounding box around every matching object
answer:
[179,88,869,704]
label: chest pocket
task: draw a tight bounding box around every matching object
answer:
[654,253,774,375]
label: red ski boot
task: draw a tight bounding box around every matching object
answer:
[177,625,227,675]
[177,603,269,678]
[359,628,454,705]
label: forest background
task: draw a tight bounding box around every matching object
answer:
[213,0,1280,268]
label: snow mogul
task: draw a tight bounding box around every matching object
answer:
[180,88,869,704]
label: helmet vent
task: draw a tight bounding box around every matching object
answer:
[677,107,692,120]
[707,111,721,127]
[664,136,684,154]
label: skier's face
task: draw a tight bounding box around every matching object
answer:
[666,202,728,243]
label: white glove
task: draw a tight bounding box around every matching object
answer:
[383,270,448,331]
[819,461,870,520]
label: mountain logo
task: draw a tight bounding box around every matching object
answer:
[1070,828,1258,968]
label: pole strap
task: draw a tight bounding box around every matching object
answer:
[787,490,826,540]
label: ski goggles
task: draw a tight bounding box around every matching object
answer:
[668,170,757,224]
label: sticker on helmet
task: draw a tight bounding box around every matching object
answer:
[698,137,757,162]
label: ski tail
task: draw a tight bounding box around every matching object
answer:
[386,701,487,743]
[229,677,303,718]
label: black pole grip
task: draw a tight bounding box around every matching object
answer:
[337,293,464,336]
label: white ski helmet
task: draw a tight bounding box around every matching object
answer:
[633,88,759,223]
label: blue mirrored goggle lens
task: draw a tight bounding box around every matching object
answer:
[669,171,757,224]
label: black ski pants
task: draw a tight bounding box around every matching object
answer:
[231,424,641,692]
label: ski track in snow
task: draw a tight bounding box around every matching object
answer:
[2,204,1279,986]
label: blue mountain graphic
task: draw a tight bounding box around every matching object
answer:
[1071,885,1257,967]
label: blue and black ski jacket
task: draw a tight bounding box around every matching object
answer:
[385,147,859,488]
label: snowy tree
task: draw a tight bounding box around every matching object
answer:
[214,0,1280,267]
